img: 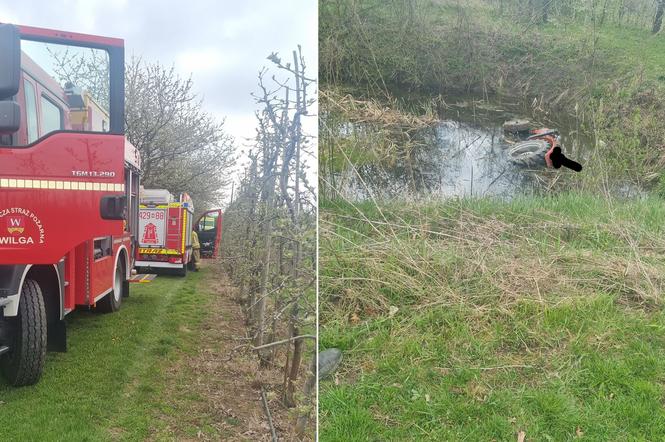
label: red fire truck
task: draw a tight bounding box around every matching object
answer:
[135,189,194,276]
[135,189,224,274]
[0,24,140,385]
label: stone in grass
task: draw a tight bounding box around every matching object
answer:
[319,348,343,380]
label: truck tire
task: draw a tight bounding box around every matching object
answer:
[508,139,550,167]
[0,279,47,386]
[176,262,187,277]
[122,277,130,298]
[97,261,124,313]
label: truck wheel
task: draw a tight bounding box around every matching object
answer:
[122,278,130,298]
[97,261,124,313]
[122,263,130,298]
[0,279,47,386]
[176,262,188,277]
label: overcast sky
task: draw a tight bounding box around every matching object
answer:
[0,0,318,201]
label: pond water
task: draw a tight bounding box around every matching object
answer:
[325,97,592,201]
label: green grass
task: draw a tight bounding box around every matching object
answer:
[319,2,665,439]
[321,0,665,94]
[0,269,216,441]
[539,22,665,83]
[321,136,379,174]
[320,194,665,441]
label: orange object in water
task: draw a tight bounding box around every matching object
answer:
[528,129,560,169]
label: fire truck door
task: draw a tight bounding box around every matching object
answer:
[195,209,222,258]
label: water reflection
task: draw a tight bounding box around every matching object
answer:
[335,118,544,201]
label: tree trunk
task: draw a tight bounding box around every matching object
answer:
[284,325,304,407]
[653,0,665,34]
[255,213,273,365]
[295,353,317,438]
[599,0,610,27]
[618,0,626,24]
[283,48,307,407]
[542,0,551,24]
[242,158,259,325]
[255,162,276,366]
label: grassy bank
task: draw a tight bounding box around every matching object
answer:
[319,194,665,440]
[319,1,665,439]
[321,0,665,98]
[0,270,217,440]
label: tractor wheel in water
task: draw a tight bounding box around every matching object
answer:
[97,260,125,313]
[508,139,550,167]
[0,279,47,386]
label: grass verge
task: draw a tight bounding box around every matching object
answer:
[320,194,665,441]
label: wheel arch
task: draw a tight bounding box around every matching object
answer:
[1,264,63,320]
[25,264,63,325]
[114,245,129,280]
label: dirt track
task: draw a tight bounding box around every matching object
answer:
[151,262,302,441]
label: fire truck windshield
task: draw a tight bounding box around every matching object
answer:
[18,39,111,144]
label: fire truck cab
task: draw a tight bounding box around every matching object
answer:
[195,208,223,259]
[0,24,140,386]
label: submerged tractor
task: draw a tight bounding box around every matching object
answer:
[503,119,582,172]
[0,24,140,385]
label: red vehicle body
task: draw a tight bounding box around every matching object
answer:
[0,24,140,385]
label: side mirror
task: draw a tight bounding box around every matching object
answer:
[0,101,19,133]
[100,195,127,220]
[0,24,20,99]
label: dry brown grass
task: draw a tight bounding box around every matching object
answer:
[320,198,665,323]
[320,88,439,129]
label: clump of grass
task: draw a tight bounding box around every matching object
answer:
[319,87,441,196]
[319,0,612,105]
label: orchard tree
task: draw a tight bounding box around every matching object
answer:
[221,46,317,438]
[124,58,235,209]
